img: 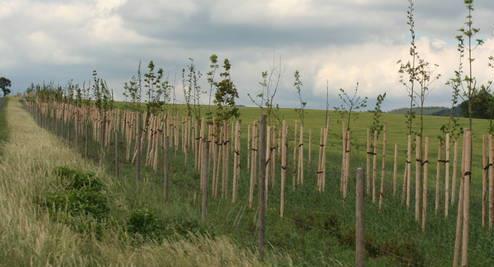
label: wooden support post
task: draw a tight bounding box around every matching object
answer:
[366,129,371,196]
[200,119,209,222]
[163,116,171,201]
[372,131,378,203]
[461,129,471,267]
[445,133,451,217]
[421,137,429,232]
[232,120,241,203]
[248,122,257,209]
[490,135,494,230]
[451,141,458,205]
[136,112,143,182]
[393,144,398,197]
[435,144,442,216]
[355,168,365,267]
[379,126,387,211]
[406,135,412,208]
[415,135,422,222]
[257,114,267,260]
[482,135,488,228]
[280,120,287,217]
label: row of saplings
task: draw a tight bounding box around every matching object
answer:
[38,166,208,243]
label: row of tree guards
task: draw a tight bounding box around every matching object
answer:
[24,100,493,265]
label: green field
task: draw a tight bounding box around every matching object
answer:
[1,97,494,266]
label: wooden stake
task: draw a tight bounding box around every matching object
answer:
[379,126,386,211]
[461,130,472,267]
[393,144,398,197]
[232,120,241,203]
[482,135,488,228]
[355,168,365,267]
[451,141,458,205]
[421,137,429,232]
[372,131,378,203]
[257,114,267,260]
[445,133,451,217]
[453,136,466,267]
[406,135,412,208]
[200,119,209,222]
[366,129,371,196]
[280,120,287,217]
[435,144,442,216]
[415,135,422,222]
[490,135,494,230]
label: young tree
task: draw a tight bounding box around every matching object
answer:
[213,58,239,122]
[293,70,306,126]
[182,58,203,120]
[207,54,220,121]
[398,0,418,137]
[370,93,387,137]
[123,64,142,110]
[415,57,441,139]
[335,83,368,131]
[248,58,283,125]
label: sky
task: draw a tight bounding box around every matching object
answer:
[1,0,494,110]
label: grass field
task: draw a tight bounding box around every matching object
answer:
[2,97,494,266]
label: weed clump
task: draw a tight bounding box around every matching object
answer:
[127,208,209,243]
[42,166,111,237]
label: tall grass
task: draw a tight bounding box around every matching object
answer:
[0,98,286,266]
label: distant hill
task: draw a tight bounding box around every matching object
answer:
[389,106,448,115]
[388,106,463,117]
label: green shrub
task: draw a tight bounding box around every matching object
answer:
[127,208,209,242]
[127,208,165,241]
[42,166,111,238]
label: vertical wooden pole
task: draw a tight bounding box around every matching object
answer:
[415,135,422,222]
[265,126,271,204]
[482,135,488,228]
[257,114,267,260]
[453,135,466,267]
[451,141,458,205]
[232,120,241,203]
[114,110,119,178]
[297,125,304,186]
[435,144,442,215]
[489,135,494,230]
[393,144,398,197]
[280,120,287,217]
[372,131,378,203]
[200,119,209,222]
[366,129,371,196]
[248,123,257,209]
[461,129,472,267]
[445,133,451,217]
[406,135,412,208]
[344,130,351,199]
[317,128,324,192]
[379,126,387,211]
[136,112,143,182]
[421,137,429,232]
[308,129,312,166]
[323,128,328,192]
[355,168,365,267]
[163,122,170,201]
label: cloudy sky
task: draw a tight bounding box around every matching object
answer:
[1,0,494,110]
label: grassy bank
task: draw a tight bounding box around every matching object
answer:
[0,98,283,266]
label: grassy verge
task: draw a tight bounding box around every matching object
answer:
[0,98,284,266]
[0,97,8,147]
